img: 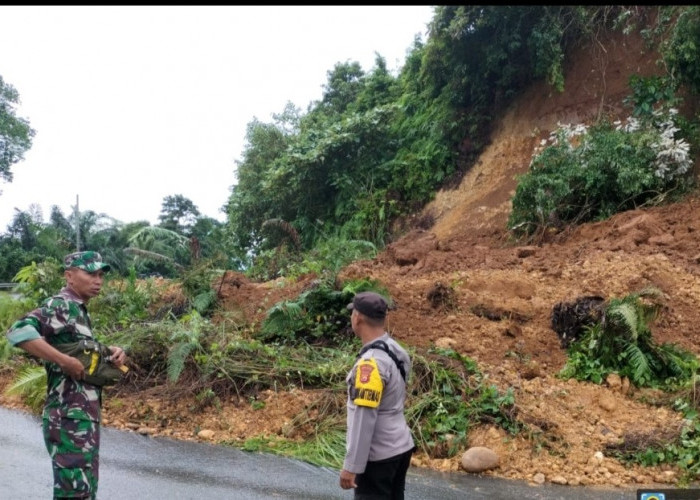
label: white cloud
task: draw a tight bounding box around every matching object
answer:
[0,5,432,230]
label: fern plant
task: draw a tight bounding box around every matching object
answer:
[166,312,207,383]
[179,259,220,316]
[4,364,47,413]
[559,288,700,388]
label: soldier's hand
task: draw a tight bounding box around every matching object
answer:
[58,355,85,381]
[107,346,126,366]
[339,469,357,489]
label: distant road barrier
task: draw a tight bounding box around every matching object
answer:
[0,283,17,289]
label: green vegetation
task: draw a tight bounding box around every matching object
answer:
[257,277,385,344]
[0,294,30,362]
[238,346,521,468]
[608,397,700,485]
[2,7,699,281]
[508,5,700,240]
[241,422,347,469]
[0,75,35,184]
[2,260,520,470]
[407,348,521,459]
[557,289,700,482]
[4,365,46,413]
[508,106,694,238]
[13,258,64,305]
[558,288,700,388]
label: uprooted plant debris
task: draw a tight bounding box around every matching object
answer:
[551,295,606,348]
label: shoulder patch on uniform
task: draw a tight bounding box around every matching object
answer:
[353,357,383,408]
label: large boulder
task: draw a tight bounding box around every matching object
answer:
[461,446,500,472]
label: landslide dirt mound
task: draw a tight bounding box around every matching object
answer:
[335,29,700,488]
[3,27,700,491]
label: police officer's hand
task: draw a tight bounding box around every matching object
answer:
[107,345,126,366]
[339,469,357,489]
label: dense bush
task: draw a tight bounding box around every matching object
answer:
[257,277,386,345]
[508,107,694,237]
[662,6,700,94]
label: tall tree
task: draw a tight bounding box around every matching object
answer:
[320,61,365,116]
[158,194,200,235]
[226,115,293,257]
[0,75,35,187]
[7,208,41,250]
[189,216,224,258]
[49,205,74,248]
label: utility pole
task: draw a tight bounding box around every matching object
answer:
[75,194,81,251]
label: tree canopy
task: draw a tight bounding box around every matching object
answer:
[1,6,699,282]
[158,194,201,235]
[0,75,35,186]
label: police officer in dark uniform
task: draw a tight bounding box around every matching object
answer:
[340,291,415,499]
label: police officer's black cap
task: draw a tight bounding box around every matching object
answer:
[347,292,388,320]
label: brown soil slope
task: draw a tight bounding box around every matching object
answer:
[3,30,700,490]
[336,31,700,488]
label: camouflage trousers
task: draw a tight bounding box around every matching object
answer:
[43,414,100,500]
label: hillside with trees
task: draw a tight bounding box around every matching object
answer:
[3,5,700,491]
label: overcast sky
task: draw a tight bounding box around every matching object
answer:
[0,5,434,231]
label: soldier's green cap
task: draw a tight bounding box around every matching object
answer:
[63,251,111,273]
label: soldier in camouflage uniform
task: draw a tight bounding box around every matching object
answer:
[6,251,126,500]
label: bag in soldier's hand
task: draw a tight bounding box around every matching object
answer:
[54,338,128,386]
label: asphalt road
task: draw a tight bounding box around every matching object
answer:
[0,406,650,499]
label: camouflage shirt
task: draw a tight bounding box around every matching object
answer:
[6,286,102,422]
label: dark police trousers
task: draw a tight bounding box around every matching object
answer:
[354,447,415,500]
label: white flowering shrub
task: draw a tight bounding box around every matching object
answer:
[509,107,695,236]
